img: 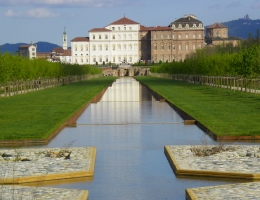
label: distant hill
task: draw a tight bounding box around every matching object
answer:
[221,17,260,39]
[0,42,60,54]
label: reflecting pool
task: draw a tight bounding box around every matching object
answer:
[36,77,253,199]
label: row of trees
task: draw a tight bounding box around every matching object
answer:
[150,39,260,78]
[0,53,102,84]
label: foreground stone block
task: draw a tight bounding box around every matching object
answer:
[164,145,260,180]
[186,181,260,200]
[0,147,96,184]
[0,185,88,200]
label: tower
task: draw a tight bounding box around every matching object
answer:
[62,27,68,50]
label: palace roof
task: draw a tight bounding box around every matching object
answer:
[110,17,140,25]
[89,28,111,32]
[71,37,90,42]
[207,22,227,29]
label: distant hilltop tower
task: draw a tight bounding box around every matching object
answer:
[62,27,68,50]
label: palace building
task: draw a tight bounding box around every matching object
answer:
[205,22,241,46]
[70,14,205,65]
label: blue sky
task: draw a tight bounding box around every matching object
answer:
[1,0,260,46]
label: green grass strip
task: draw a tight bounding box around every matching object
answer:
[136,76,260,137]
[0,77,117,140]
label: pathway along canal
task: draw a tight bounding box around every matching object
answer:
[38,77,253,199]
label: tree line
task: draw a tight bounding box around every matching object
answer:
[150,37,260,78]
[0,53,102,84]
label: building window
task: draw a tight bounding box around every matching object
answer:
[112,35,115,39]
[32,48,35,51]
[178,44,182,50]
[168,55,171,61]
[168,34,170,39]
[99,35,101,39]
[93,45,96,51]
[112,27,115,30]
[112,45,115,50]
[129,27,132,30]
[118,44,121,50]
[75,46,77,51]
[98,45,102,51]
[129,57,132,62]
[93,35,95,39]
[193,44,196,50]
[172,35,175,39]
[85,45,88,51]
[185,44,189,50]
[113,57,115,62]
[81,45,83,51]
[199,34,202,38]
[173,44,175,50]
[118,27,120,30]
[105,45,108,51]
[106,57,108,62]
[168,43,170,50]
[128,44,132,50]
[99,57,102,62]
[161,34,164,39]
[193,34,196,39]
[124,26,126,30]
[129,34,132,39]
[124,34,126,40]
[154,43,157,50]
[178,34,181,39]
[161,43,164,50]
[154,34,157,39]
[123,44,126,51]
[154,54,157,62]
[118,34,121,40]
[186,34,188,39]
[93,57,96,62]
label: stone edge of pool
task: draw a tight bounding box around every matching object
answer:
[165,145,260,200]
[0,147,96,184]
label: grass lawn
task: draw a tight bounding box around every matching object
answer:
[0,77,117,140]
[135,76,260,137]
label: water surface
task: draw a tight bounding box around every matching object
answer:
[35,77,255,199]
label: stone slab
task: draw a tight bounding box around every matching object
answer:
[186,181,260,200]
[0,185,88,200]
[164,145,260,180]
[0,147,96,184]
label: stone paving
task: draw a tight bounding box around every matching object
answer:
[0,147,95,199]
[0,185,88,200]
[0,147,96,183]
[186,181,260,200]
[165,145,260,199]
[165,145,260,175]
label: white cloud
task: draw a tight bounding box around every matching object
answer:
[4,8,59,18]
[0,0,130,7]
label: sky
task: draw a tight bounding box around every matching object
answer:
[0,0,260,46]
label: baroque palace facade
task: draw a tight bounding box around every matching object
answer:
[70,14,205,65]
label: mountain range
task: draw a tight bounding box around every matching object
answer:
[1,17,260,54]
[0,41,61,54]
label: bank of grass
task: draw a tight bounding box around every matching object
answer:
[0,77,117,140]
[135,76,260,137]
